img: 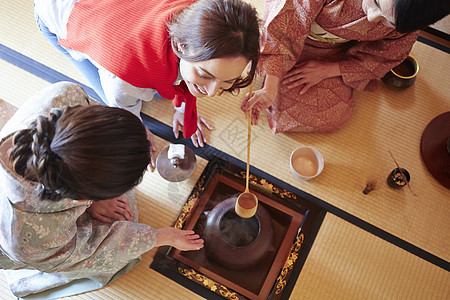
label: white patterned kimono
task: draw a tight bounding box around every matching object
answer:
[0,82,157,298]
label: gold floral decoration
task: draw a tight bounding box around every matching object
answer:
[174,175,206,229]
[275,233,305,295]
[178,268,243,300]
[237,171,297,200]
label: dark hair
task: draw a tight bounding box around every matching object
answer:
[394,0,450,33]
[8,105,150,201]
[168,0,260,93]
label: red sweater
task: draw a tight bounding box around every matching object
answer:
[59,0,198,138]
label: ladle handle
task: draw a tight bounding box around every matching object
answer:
[245,85,253,193]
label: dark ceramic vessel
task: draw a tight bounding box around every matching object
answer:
[387,168,411,188]
[382,55,419,88]
[203,197,274,271]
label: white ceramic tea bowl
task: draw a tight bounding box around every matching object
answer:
[290,146,324,180]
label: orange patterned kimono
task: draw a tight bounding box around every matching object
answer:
[259,0,419,132]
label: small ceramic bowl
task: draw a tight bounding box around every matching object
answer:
[290,146,324,180]
[387,168,410,188]
[382,55,419,88]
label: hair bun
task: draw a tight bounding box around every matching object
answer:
[8,108,65,193]
[29,109,66,184]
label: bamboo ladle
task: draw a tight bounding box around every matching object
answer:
[235,86,258,218]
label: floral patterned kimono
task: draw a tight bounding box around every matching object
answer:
[0,82,157,298]
[259,0,419,132]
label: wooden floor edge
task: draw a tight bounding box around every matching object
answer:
[419,29,450,49]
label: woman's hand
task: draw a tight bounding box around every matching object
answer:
[241,75,280,125]
[145,127,157,172]
[282,61,341,94]
[87,197,133,223]
[173,110,213,147]
[156,227,204,251]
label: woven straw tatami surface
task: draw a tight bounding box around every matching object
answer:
[0,0,448,299]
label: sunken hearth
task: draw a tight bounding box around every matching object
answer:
[150,157,323,300]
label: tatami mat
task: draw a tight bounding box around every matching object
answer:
[0,0,87,88]
[0,59,52,107]
[0,0,449,299]
[291,214,450,299]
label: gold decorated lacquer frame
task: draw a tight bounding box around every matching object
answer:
[150,157,322,300]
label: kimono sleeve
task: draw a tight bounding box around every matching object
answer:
[339,30,419,91]
[51,218,157,275]
[51,191,158,274]
[258,0,327,78]
[5,203,157,274]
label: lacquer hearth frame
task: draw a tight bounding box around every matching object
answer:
[150,157,324,300]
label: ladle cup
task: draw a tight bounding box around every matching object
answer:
[235,190,258,219]
[235,86,258,218]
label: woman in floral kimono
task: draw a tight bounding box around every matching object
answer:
[0,82,203,298]
[241,0,450,132]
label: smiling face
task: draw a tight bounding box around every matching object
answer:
[362,0,396,28]
[179,55,249,98]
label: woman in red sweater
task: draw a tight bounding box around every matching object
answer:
[35,0,260,152]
